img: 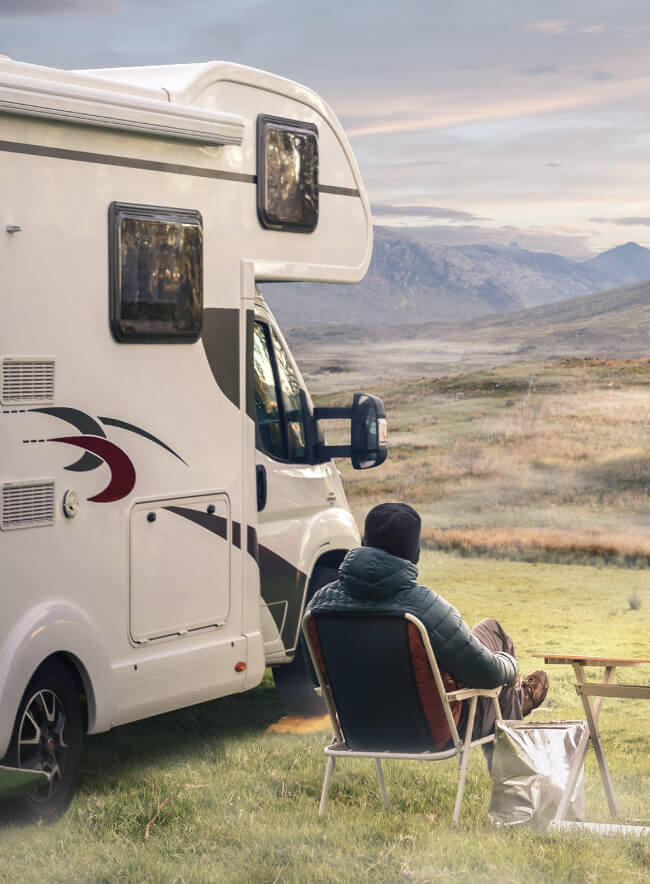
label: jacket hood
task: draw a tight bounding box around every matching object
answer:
[338,546,418,601]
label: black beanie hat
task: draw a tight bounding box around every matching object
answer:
[363,502,421,564]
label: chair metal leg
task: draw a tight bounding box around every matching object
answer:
[374,758,390,810]
[318,756,336,818]
[452,696,478,826]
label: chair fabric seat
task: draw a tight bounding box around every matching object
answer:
[306,612,463,751]
[303,608,501,823]
[407,622,463,748]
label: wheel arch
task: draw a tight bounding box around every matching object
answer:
[34,651,96,735]
[293,547,347,647]
[311,548,347,577]
[0,602,114,758]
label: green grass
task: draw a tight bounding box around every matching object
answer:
[1,553,649,883]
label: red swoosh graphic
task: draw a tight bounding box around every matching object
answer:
[48,435,136,502]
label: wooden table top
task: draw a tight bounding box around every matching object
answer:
[533,653,650,667]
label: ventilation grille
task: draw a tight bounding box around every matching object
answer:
[1,358,55,405]
[1,480,56,531]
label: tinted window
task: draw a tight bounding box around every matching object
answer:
[109,203,202,342]
[254,322,285,459]
[257,115,318,233]
[270,326,306,460]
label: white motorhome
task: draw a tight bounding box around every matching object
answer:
[0,56,387,819]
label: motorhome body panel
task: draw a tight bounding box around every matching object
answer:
[0,57,371,759]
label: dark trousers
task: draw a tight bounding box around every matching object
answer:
[466,618,524,768]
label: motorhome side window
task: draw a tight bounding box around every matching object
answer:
[109,203,203,342]
[253,322,306,462]
[257,115,318,233]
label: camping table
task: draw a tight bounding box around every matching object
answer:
[532,653,650,822]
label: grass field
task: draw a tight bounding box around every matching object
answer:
[1,554,648,883]
[1,357,648,882]
[321,358,650,566]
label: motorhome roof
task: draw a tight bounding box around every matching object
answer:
[0,57,248,145]
[0,58,341,148]
[75,61,324,110]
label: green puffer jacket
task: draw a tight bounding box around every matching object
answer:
[308,546,517,688]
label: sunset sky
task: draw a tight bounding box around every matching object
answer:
[3,0,650,256]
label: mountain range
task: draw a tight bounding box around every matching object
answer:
[261,230,650,329]
[287,277,650,390]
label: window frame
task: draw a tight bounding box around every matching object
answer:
[109,201,204,344]
[256,114,319,234]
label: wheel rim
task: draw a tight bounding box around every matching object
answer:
[17,689,68,802]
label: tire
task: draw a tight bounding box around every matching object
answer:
[1,659,84,823]
[273,565,339,716]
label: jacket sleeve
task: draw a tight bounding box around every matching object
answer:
[419,592,518,688]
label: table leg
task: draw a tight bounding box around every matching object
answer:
[576,668,620,819]
[554,664,617,822]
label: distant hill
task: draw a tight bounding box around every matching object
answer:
[583,241,650,281]
[287,279,650,391]
[261,229,650,329]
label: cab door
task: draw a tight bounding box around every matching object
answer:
[252,317,333,658]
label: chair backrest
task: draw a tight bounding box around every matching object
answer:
[304,610,457,753]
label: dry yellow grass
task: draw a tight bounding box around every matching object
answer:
[320,358,650,565]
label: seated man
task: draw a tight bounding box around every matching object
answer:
[307,502,548,765]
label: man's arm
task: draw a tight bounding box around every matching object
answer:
[419,592,517,688]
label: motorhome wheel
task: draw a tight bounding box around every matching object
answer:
[1,660,83,822]
[272,565,338,716]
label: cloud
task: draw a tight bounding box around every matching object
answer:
[522,65,559,76]
[346,92,596,138]
[545,162,562,168]
[526,20,570,35]
[0,0,118,14]
[581,24,608,34]
[372,204,489,223]
[591,217,650,226]
[588,70,615,81]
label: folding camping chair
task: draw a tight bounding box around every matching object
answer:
[302,609,502,824]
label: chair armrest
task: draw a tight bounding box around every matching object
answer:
[445,686,502,702]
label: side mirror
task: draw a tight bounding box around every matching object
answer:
[350,392,388,470]
[312,392,388,470]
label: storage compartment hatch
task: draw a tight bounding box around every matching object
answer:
[130,494,231,643]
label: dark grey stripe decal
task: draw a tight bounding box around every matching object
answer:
[164,505,259,566]
[165,505,227,541]
[99,416,188,466]
[0,140,360,195]
[257,544,306,649]
[0,139,256,182]
[202,308,240,410]
[30,406,105,471]
[320,184,360,197]
[165,504,303,646]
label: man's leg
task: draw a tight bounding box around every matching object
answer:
[470,618,523,768]
[472,618,523,722]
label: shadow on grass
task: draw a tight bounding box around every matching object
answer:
[0,676,285,827]
[80,675,284,780]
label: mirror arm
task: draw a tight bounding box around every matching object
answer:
[315,443,351,459]
[313,406,354,421]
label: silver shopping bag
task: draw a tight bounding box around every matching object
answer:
[488,719,587,826]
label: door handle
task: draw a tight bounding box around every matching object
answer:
[256,464,267,512]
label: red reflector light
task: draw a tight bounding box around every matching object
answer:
[235,661,246,672]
